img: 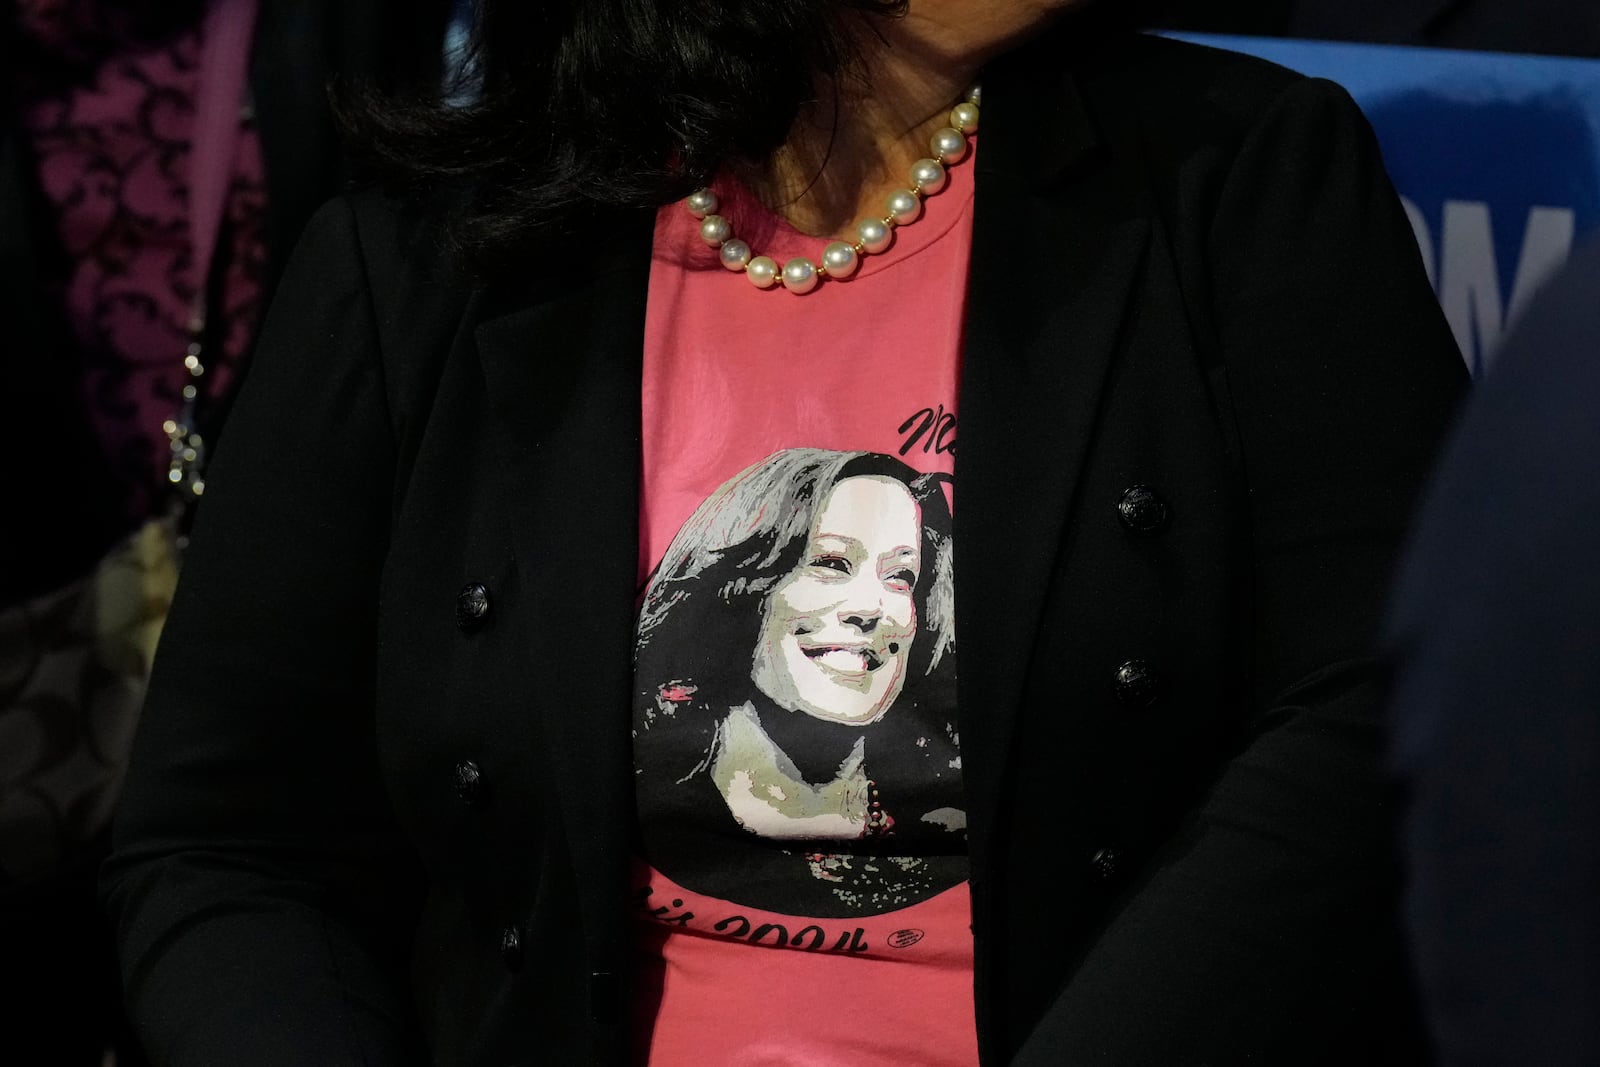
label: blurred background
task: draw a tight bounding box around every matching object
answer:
[1,0,460,1060]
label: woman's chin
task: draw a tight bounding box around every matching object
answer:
[788,699,892,727]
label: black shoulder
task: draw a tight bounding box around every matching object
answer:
[1035,28,1381,234]
[343,183,472,301]
[334,184,480,440]
[1118,33,1306,116]
[1069,31,1320,155]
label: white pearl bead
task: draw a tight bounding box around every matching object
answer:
[719,238,752,271]
[931,127,968,164]
[746,255,779,288]
[856,217,892,254]
[967,84,982,107]
[822,241,859,280]
[910,158,947,195]
[781,257,819,294]
[886,189,921,226]
[950,102,980,135]
[686,189,719,218]
[699,215,732,245]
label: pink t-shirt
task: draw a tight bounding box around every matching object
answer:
[633,145,977,1065]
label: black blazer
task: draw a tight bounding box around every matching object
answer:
[104,28,1468,1067]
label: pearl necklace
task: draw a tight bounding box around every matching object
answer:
[685,86,981,294]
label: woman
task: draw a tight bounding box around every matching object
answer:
[634,449,963,919]
[103,0,1468,1063]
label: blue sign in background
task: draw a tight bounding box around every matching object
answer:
[1170,35,1600,374]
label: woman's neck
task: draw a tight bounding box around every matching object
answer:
[739,0,1067,237]
[752,698,872,785]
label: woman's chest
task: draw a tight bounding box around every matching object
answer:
[368,297,1246,879]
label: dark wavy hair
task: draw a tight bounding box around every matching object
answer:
[348,0,907,268]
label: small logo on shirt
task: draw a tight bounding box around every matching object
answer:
[887,928,926,949]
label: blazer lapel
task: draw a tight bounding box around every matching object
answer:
[957,39,1151,838]
[473,212,653,965]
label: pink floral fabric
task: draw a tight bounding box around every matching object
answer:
[14,0,267,529]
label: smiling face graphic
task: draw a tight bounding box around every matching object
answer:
[750,475,921,725]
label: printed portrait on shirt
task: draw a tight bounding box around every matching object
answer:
[634,448,965,916]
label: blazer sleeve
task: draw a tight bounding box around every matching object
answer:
[1387,240,1600,1067]
[1016,78,1468,1061]
[102,198,425,1066]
